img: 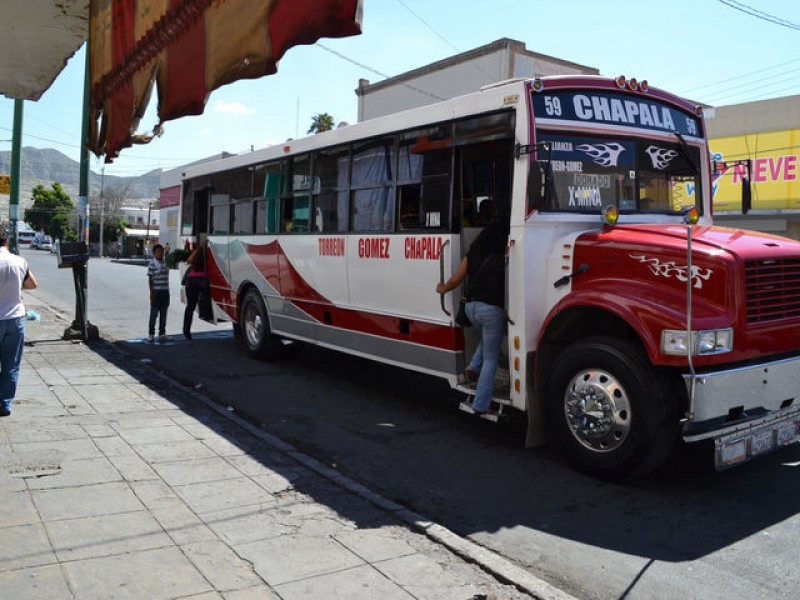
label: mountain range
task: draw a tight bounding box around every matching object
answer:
[0,147,161,211]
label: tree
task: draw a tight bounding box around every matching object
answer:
[24,183,77,240]
[98,183,132,221]
[307,113,335,134]
[89,182,131,245]
[89,217,126,244]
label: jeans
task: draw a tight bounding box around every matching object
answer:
[148,290,170,336]
[0,316,26,412]
[465,301,505,412]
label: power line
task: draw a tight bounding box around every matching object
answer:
[700,66,800,104]
[391,0,499,85]
[717,0,800,30]
[393,0,461,54]
[316,42,446,101]
[678,57,800,95]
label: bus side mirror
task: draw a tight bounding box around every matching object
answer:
[529,160,553,211]
[742,176,751,215]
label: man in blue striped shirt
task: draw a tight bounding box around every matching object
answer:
[147,244,171,342]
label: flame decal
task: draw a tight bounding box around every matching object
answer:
[630,254,713,289]
[645,145,679,170]
[576,142,626,167]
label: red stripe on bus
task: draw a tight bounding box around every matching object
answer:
[238,240,461,351]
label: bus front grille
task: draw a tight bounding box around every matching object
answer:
[745,258,800,323]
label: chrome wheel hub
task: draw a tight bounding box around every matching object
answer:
[244,305,263,347]
[564,369,631,453]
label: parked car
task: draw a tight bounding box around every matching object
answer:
[32,235,53,251]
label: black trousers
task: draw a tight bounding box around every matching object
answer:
[183,277,207,334]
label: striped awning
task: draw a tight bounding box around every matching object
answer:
[88,0,362,162]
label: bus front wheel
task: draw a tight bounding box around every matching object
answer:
[547,337,679,481]
[239,289,283,361]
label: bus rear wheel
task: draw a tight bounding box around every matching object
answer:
[547,337,679,481]
[239,289,283,361]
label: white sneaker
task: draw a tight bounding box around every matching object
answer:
[147,334,154,342]
[158,335,172,342]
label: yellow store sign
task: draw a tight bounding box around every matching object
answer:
[0,174,9,195]
[710,129,799,211]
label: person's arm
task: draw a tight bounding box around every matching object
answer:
[436,256,468,295]
[22,269,37,290]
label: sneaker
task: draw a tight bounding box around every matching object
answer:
[0,408,10,417]
[147,334,154,342]
[158,335,172,343]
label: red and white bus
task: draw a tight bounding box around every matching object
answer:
[179,75,800,479]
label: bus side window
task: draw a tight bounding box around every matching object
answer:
[253,163,281,234]
[351,140,395,232]
[281,155,311,233]
[420,148,451,231]
[397,184,422,230]
[396,141,423,230]
[312,148,349,232]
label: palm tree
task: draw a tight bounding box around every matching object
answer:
[307,113,335,134]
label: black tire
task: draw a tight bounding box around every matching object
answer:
[239,289,284,361]
[547,337,680,481]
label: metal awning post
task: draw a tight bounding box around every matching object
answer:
[64,42,98,341]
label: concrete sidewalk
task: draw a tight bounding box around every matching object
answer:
[0,300,573,600]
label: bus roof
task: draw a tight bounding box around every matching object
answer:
[181,75,700,182]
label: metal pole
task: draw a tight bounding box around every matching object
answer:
[99,166,105,257]
[685,223,696,420]
[9,99,23,254]
[64,42,98,341]
[145,202,152,255]
[78,45,91,338]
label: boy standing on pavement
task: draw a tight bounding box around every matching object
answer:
[147,244,171,342]
[0,227,37,416]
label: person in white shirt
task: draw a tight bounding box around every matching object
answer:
[0,228,37,416]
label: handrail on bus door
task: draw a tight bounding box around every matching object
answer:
[438,239,451,316]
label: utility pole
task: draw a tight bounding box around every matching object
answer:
[63,43,98,342]
[9,99,23,254]
[145,201,152,256]
[98,166,105,258]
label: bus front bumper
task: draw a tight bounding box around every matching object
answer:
[681,354,800,470]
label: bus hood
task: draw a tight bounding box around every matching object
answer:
[578,223,800,261]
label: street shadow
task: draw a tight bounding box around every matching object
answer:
[108,333,800,564]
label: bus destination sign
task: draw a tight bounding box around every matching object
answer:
[532,90,701,137]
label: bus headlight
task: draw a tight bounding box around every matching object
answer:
[661,328,733,356]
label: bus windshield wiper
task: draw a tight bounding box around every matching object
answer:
[674,132,700,175]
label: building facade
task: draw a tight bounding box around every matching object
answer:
[705,94,800,238]
[356,38,599,122]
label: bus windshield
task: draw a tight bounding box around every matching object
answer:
[531,131,702,216]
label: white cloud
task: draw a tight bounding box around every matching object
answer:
[213,100,255,115]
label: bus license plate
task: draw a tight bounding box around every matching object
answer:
[777,421,798,445]
[718,438,747,467]
[751,430,775,456]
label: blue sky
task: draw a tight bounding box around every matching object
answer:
[1,0,798,179]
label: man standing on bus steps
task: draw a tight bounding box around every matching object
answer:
[0,227,38,416]
[436,201,508,415]
[147,244,171,342]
